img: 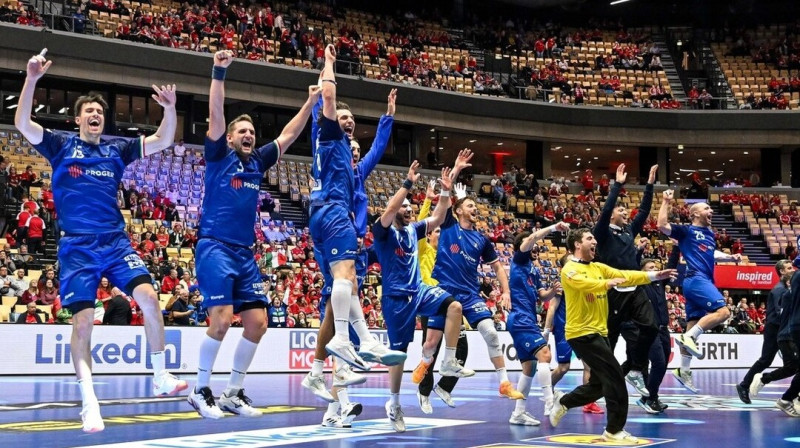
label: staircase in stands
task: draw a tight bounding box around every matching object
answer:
[260,182,307,229]
[711,201,773,265]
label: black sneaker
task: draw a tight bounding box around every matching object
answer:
[736,383,751,404]
[636,397,659,414]
[654,398,668,412]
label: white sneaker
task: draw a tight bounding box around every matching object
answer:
[625,371,649,397]
[358,337,407,366]
[418,392,433,414]
[543,396,554,416]
[188,386,224,419]
[333,364,367,387]
[601,430,639,443]
[321,412,343,428]
[302,373,335,402]
[80,403,104,433]
[434,385,456,408]
[326,335,370,371]
[153,372,189,396]
[439,358,475,378]
[549,391,568,427]
[340,402,363,427]
[219,389,262,417]
[671,368,698,394]
[776,399,800,417]
[509,411,541,426]
[385,400,406,432]
[750,373,765,398]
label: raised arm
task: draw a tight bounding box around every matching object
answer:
[143,84,178,155]
[425,167,453,230]
[379,160,420,228]
[275,85,321,154]
[543,293,561,334]
[359,89,397,177]
[520,221,570,252]
[657,189,674,236]
[208,50,234,141]
[631,164,658,236]
[595,163,625,241]
[14,49,52,145]
[418,180,436,221]
[449,148,474,181]
[321,44,338,121]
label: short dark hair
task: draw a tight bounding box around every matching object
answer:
[775,259,792,274]
[559,254,570,267]
[513,231,531,252]
[74,92,108,117]
[226,114,254,135]
[566,228,592,254]
[640,258,657,269]
[316,101,352,127]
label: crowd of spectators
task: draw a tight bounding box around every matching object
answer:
[725,21,800,75]
[0,1,45,27]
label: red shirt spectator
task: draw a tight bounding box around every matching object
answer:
[161,273,180,294]
[25,214,45,239]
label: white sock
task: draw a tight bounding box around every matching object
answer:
[150,351,166,376]
[681,355,692,372]
[311,359,325,377]
[497,367,509,383]
[338,388,350,407]
[326,401,340,415]
[422,355,433,364]
[350,294,373,342]
[686,325,704,340]
[537,362,553,401]
[225,338,258,395]
[390,392,400,406]
[515,374,532,413]
[443,347,457,363]
[331,279,353,338]
[196,334,223,389]
[78,378,98,405]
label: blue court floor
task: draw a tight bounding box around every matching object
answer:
[0,369,798,448]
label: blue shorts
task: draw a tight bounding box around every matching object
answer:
[383,284,450,351]
[309,203,358,267]
[318,294,360,348]
[315,242,367,297]
[426,290,491,330]
[195,239,267,314]
[552,322,573,364]
[683,275,726,322]
[507,314,547,363]
[59,231,151,309]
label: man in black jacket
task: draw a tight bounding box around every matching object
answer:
[737,259,794,403]
[103,292,133,325]
[593,163,658,397]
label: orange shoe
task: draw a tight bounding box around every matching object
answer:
[499,380,525,400]
[411,359,432,384]
[583,402,605,414]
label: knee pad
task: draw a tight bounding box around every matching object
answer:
[477,319,502,358]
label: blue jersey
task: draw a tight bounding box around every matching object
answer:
[310,98,394,236]
[554,292,566,329]
[509,250,543,329]
[34,130,142,234]
[670,224,716,278]
[199,135,279,246]
[310,117,353,209]
[432,210,499,295]
[372,220,427,296]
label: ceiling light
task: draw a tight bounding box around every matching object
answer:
[576,162,581,167]
[430,128,435,132]
[615,149,621,153]
[5,95,15,101]
[610,0,631,5]
[729,159,734,162]
[35,105,44,112]
[678,151,683,154]
[697,159,703,162]
[127,127,139,131]
[677,144,684,150]
[469,139,477,143]
[497,142,503,146]
[5,104,17,109]
[442,136,448,139]
[710,151,716,154]
[593,156,598,159]
[553,146,562,150]
[564,155,569,158]
[576,158,581,161]
[58,107,68,113]
[585,148,591,151]
[438,147,443,149]
[743,151,749,154]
